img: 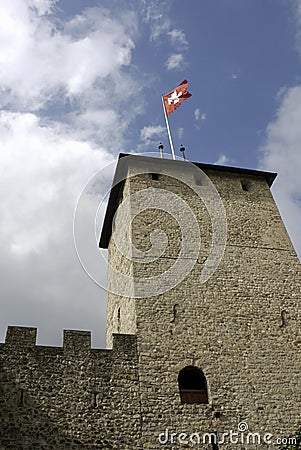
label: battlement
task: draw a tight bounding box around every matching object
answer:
[0,327,140,449]
[5,325,37,347]
[1,325,137,355]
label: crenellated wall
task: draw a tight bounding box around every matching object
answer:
[0,326,142,449]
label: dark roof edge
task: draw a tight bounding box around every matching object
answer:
[99,153,277,248]
[118,153,277,187]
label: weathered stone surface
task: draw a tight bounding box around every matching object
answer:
[106,155,301,449]
[0,329,141,449]
[1,154,300,449]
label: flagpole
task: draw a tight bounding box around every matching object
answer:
[161,95,176,160]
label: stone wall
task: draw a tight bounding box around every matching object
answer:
[1,154,301,450]
[106,155,301,449]
[106,177,137,349]
[0,327,141,449]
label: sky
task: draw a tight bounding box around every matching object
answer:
[1,0,301,347]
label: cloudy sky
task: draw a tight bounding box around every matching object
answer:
[1,0,301,347]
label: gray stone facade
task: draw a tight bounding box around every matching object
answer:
[0,328,141,449]
[1,154,300,449]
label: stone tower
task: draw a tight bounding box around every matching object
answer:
[0,152,300,449]
[100,153,301,448]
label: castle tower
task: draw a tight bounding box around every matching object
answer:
[1,152,300,449]
[100,153,301,448]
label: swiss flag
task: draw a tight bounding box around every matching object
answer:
[163,79,192,116]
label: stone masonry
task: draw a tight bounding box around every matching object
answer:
[0,328,141,449]
[1,153,300,449]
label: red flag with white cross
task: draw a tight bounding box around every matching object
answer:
[163,79,192,116]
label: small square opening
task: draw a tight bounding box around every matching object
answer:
[151,173,159,181]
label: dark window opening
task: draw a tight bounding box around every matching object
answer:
[92,392,98,407]
[151,173,159,181]
[178,366,208,404]
[170,304,179,324]
[18,389,25,407]
[117,307,121,332]
[241,181,249,191]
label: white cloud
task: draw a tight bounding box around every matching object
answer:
[0,1,142,347]
[0,111,111,252]
[0,110,115,345]
[140,125,165,143]
[166,53,183,70]
[168,29,188,47]
[141,1,189,71]
[178,127,184,139]
[259,85,301,259]
[231,73,239,80]
[0,1,136,109]
[194,108,206,121]
[142,0,170,40]
[215,153,229,165]
[28,0,57,15]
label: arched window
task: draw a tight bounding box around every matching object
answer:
[178,366,208,404]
